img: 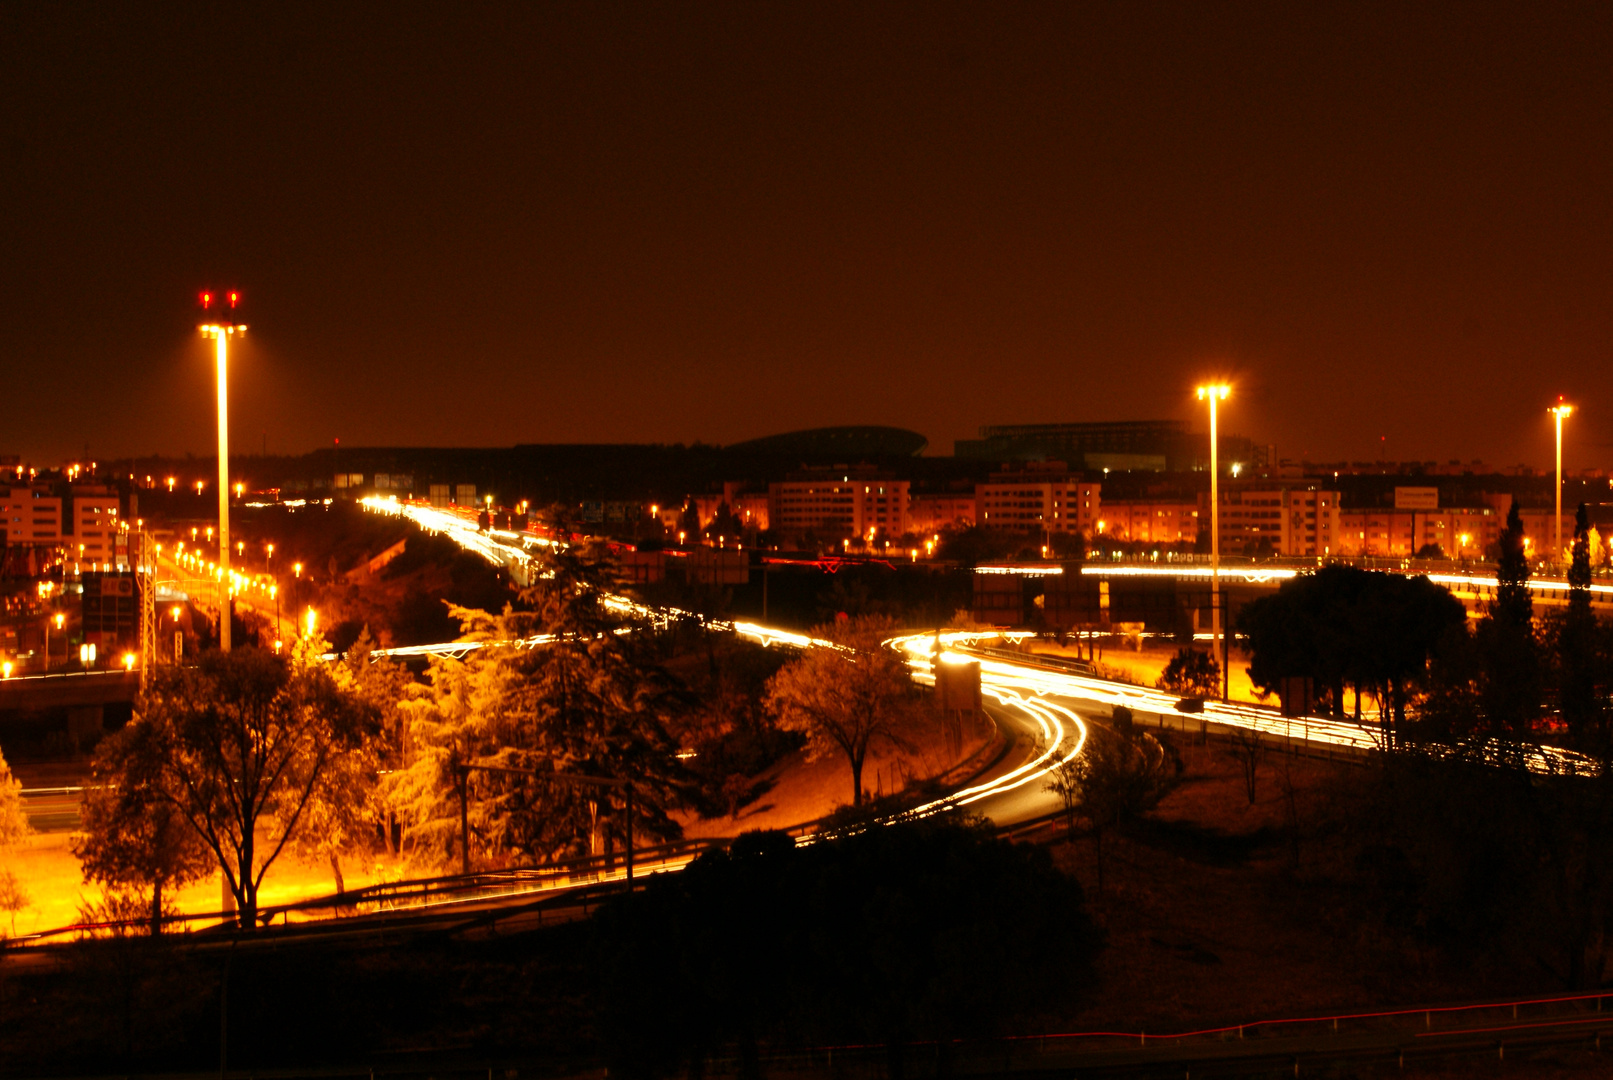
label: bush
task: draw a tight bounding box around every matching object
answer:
[1157,647,1220,699]
[592,818,1102,1077]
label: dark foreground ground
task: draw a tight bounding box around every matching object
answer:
[4,737,1612,1079]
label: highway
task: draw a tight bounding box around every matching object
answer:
[349,496,1407,829]
[36,494,1539,936]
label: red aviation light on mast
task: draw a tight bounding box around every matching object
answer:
[199,289,246,334]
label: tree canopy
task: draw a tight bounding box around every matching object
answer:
[766,614,918,807]
[1238,565,1466,744]
[387,522,698,869]
[592,819,1101,1079]
[97,641,373,928]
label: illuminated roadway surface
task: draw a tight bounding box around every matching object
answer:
[353,497,1434,831]
[22,498,1586,940]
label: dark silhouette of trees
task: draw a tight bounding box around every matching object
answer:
[1156,647,1220,699]
[1472,502,1542,755]
[1548,503,1612,766]
[1044,710,1175,892]
[592,819,1101,1079]
[766,614,917,806]
[1225,726,1266,804]
[1239,565,1465,744]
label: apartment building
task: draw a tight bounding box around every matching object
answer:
[1210,486,1342,556]
[907,493,976,534]
[1097,499,1201,544]
[767,473,910,539]
[71,487,121,565]
[1,486,63,547]
[976,466,1099,536]
[1337,506,1502,558]
[1,484,125,566]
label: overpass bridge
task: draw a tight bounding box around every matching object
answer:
[975,556,1613,633]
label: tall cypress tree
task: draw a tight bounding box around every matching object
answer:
[1477,502,1541,754]
[1555,503,1606,765]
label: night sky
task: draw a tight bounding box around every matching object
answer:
[3,3,1610,468]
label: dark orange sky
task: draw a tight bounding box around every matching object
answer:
[3,3,1610,469]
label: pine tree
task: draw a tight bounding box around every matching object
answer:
[1476,502,1542,756]
[0,748,30,851]
[1553,503,1608,766]
[387,525,697,869]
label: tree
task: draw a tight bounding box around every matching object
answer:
[701,501,743,542]
[767,614,917,806]
[125,643,370,928]
[1239,565,1465,740]
[1225,726,1265,804]
[284,628,398,893]
[592,820,1101,1080]
[1157,647,1220,699]
[1473,503,1542,755]
[387,519,697,869]
[1549,503,1610,766]
[1046,713,1175,892]
[74,719,213,935]
[0,748,31,850]
[0,869,28,936]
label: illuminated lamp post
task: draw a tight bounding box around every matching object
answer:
[1197,383,1231,699]
[1550,399,1573,570]
[199,290,246,650]
[46,612,64,672]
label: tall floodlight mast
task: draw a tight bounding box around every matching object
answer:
[1549,398,1574,569]
[1197,383,1231,699]
[199,291,246,651]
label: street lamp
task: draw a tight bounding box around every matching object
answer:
[1197,383,1231,698]
[1550,399,1573,568]
[200,289,246,650]
[45,612,64,672]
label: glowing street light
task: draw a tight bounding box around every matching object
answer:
[304,608,318,637]
[166,476,176,493]
[1197,383,1231,698]
[1550,398,1574,567]
[45,611,65,672]
[200,289,246,650]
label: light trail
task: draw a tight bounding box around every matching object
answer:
[362,495,1586,791]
